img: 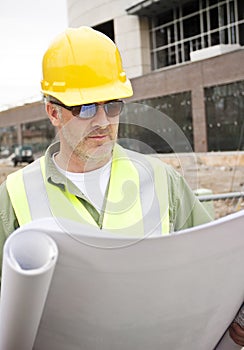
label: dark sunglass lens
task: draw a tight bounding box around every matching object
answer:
[71,106,82,116]
[106,101,123,117]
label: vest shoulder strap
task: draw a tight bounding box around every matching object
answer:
[6,158,46,225]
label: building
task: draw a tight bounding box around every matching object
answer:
[0,102,54,155]
[67,0,244,153]
[0,0,243,154]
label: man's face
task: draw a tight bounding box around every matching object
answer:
[55,101,120,170]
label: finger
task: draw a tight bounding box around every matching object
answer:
[229,323,244,346]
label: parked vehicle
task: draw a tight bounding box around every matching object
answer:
[12,146,34,166]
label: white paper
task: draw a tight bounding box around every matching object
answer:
[0,211,243,350]
[0,231,58,350]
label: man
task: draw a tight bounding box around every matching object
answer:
[0,26,243,346]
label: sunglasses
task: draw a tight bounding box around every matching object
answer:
[50,100,124,119]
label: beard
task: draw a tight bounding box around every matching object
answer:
[61,124,117,168]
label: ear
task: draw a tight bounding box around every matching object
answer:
[46,102,61,127]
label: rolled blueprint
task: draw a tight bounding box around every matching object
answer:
[0,230,58,350]
[0,210,243,350]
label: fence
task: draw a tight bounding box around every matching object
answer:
[198,191,244,219]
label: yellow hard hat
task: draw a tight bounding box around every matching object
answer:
[41,26,133,106]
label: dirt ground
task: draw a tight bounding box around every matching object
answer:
[0,155,243,219]
[183,164,244,218]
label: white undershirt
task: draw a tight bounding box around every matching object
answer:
[53,154,112,213]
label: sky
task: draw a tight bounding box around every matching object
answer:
[0,0,68,110]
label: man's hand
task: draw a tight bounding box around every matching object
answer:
[229,322,244,346]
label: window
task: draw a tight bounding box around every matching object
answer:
[118,92,193,153]
[150,0,244,70]
[205,81,244,151]
[93,20,114,42]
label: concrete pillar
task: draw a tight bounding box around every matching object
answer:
[191,85,208,152]
[114,15,150,78]
[17,124,22,146]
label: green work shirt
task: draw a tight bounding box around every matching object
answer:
[0,143,212,277]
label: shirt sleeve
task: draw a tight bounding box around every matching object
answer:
[165,164,213,231]
[0,181,19,281]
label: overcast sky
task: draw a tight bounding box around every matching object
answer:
[0,0,68,110]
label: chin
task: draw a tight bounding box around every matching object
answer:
[88,144,113,161]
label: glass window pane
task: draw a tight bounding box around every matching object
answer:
[219,28,229,44]
[219,4,227,26]
[119,92,193,153]
[167,25,175,44]
[205,81,244,151]
[239,23,244,45]
[229,25,237,43]
[211,31,220,45]
[202,0,207,9]
[168,46,176,65]
[229,1,236,23]
[155,28,167,47]
[210,7,219,30]
[177,44,183,62]
[156,49,168,68]
[183,15,200,38]
[202,10,208,32]
[152,10,174,27]
[209,0,218,6]
[182,1,199,16]
[238,0,244,21]
[183,42,191,61]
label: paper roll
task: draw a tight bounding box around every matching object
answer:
[0,230,58,350]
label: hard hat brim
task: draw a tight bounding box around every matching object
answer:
[42,79,133,106]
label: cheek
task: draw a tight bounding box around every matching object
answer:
[111,124,119,137]
[62,118,90,137]
[110,118,119,134]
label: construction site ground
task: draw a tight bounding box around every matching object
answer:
[0,150,243,219]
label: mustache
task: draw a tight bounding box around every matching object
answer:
[86,126,111,137]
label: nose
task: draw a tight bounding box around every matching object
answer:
[91,104,110,128]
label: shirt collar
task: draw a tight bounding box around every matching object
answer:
[44,141,115,197]
[44,142,82,196]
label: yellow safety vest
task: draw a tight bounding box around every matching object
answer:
[6,144,169,237]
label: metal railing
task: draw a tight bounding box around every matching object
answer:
[198,191,244,219]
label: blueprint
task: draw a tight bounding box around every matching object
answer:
[0,211,243,350]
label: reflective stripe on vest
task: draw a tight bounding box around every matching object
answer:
[6,145,169,236]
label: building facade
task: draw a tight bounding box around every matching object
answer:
[0,102,54,156]
[67,0,244,153]
[0,0,243,154]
